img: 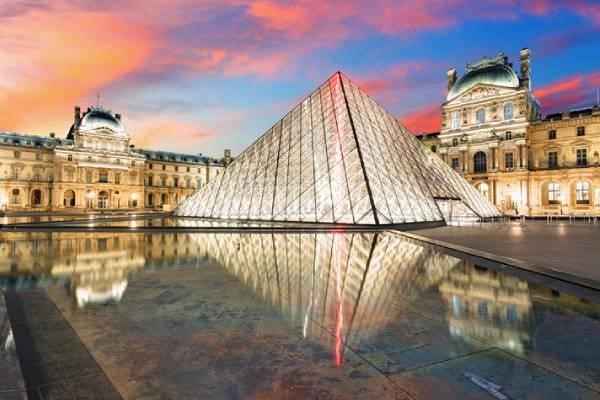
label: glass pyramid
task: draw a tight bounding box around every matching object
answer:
[175,72,499,225]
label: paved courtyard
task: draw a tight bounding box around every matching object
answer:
[412,222,600,285]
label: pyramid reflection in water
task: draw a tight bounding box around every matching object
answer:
[178,72,499,225]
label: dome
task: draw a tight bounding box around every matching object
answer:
[447,55,520,101]
[79,107,126,136]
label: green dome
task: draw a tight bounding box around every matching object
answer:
[447,61,519,101]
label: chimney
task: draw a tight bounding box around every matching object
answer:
[224,149,231,165]
[520,48,531,89]
[74,106,81,124]
[447,68,457,92]
[115,113,121,121]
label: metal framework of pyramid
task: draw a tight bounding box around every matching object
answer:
[175,72,499,225]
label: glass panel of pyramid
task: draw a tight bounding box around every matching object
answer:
[175,72,500,225]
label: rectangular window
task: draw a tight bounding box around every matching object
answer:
[12,168,19,180]
[451,111,460,129]
[451,157,459,171]
[548,130,556,140]
[148,176,153,186]
[131,161,135,167]
[174,177,179,187]
[115,173,121,185]
[14,151,20,159]
[161,176,167,186]
[67,154,73,161]
[87,156,92,162]
[505,153,514,170]
[162,164,166,171]
[431,145,437,153]
[576,149,587,166]
[34,168,42,181]
[116,159,121,164]
[548,151,558,168]
[577,126,585,136]
[149,163,153,169]
[67,170,74,182]
[576,181,590,204]
[36,152,42,161]
[175,166,179,172]
[99,171,108,183]
[186,167,190,172]
[86,170,92,183]
[197,167,201,173]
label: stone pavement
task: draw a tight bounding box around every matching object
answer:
[412,222,600,285]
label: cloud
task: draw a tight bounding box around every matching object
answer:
[399,103,441,134]
[535,72,600,112]
[0,7,157,134]
[128,116,215,151]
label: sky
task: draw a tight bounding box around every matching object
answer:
[0,0,599,158]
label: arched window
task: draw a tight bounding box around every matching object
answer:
[548,182,560,204]
[476,108,486,124]
[473,152,487,173]
[576,181,590,204]
[503,103,514,120]
[451,111,460,129]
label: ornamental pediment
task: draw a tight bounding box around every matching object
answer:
[451,84,515,104]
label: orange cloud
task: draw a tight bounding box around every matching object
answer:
[128,116,215,152]
[399,103,441,134]
[0,9,157,134]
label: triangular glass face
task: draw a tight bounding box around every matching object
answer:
[175,72,499,225]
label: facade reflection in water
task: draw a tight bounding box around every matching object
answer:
[2,231,596,364]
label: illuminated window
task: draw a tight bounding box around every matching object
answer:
[576,181,590,204]
[473,151,487,173]
[503,103,514,120]
[451,111,460,129]
[475,108,485,124]
[548,182,560,204]
[478,183,489,198]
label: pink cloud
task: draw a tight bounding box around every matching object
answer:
[399,103,441,134]
[535,72,600,112]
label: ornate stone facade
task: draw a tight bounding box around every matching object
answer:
[0,106,230,211]
[419,48,600,216]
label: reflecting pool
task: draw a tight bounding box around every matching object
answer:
[1,231,599,399]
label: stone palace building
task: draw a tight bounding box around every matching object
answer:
[418,48,600,216]
[0,106,230,211]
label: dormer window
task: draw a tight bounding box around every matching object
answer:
[503,103,514,120]
[451,111,460,129]
[476,108,486,124]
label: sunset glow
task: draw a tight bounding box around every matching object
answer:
[1,0,598,155]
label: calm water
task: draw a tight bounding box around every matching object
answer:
[1,230,599,399]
